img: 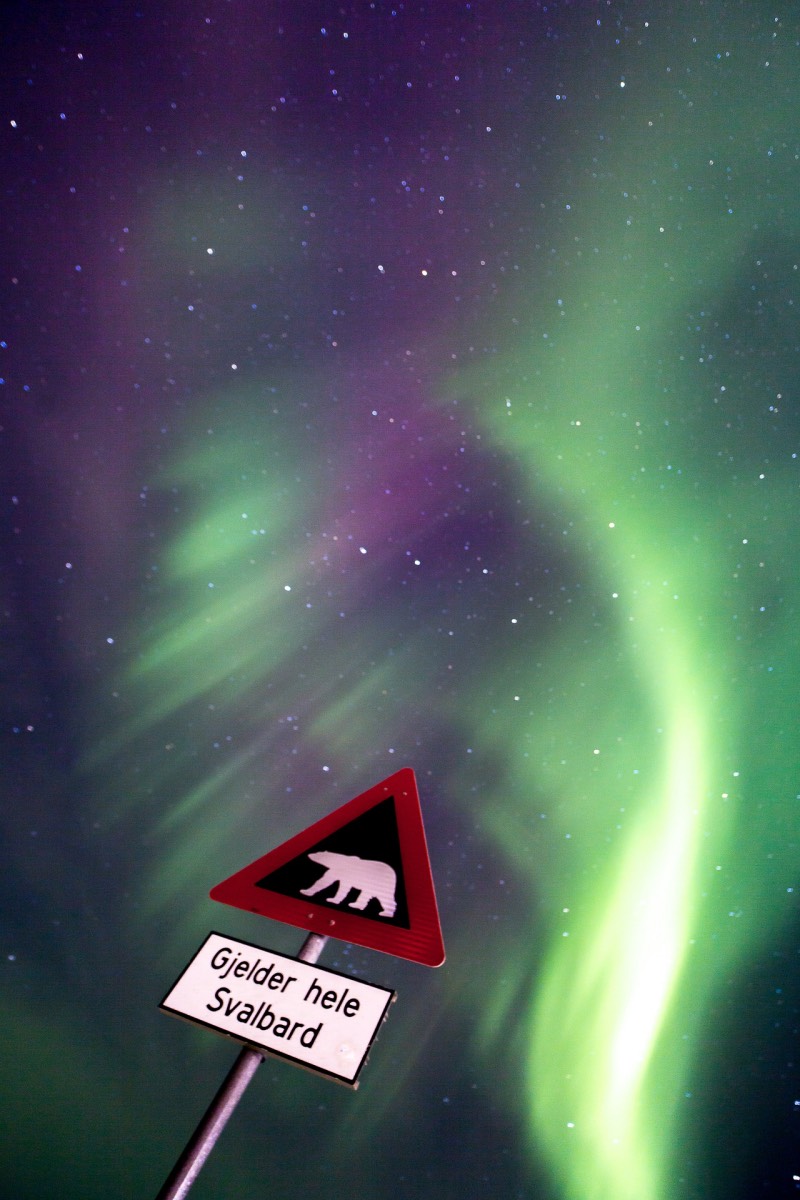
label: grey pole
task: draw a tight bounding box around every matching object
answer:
[155,932,329,1200]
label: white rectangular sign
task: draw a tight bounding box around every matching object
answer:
[160,932,395,1087]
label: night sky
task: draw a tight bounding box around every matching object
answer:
[3,3,800,1198]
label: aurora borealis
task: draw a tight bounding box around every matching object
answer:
[3,3,799,1198]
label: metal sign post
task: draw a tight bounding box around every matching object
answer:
[155,770,444,1197]
[155,931,328,1200]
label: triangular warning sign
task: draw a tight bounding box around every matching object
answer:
[210,768,445,966]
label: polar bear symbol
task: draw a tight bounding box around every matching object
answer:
[300,851,397,918]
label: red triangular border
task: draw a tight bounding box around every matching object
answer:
[210,768,445,967]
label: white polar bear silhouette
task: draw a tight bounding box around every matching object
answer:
[300,851,397,917]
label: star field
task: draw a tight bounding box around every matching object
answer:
[2,4,799,1199]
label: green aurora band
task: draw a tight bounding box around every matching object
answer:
[458,31,800,1200]
[80,14,799,1200]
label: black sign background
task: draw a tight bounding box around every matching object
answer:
[256,795,410,928]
